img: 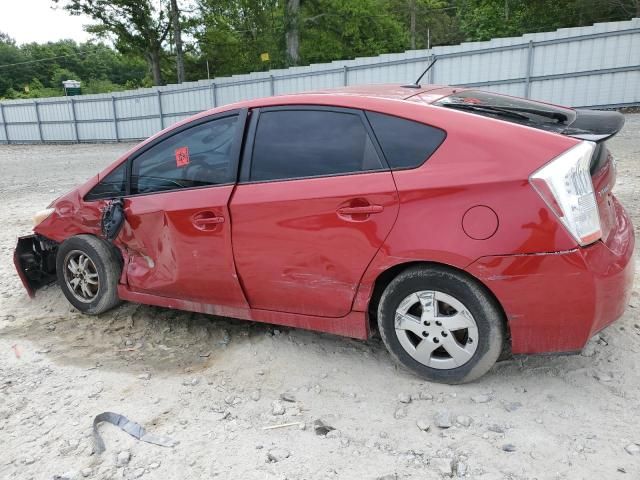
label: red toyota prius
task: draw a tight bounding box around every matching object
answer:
[14,84,635,383]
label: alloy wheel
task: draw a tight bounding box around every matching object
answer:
[394,290,478,369]
[63,250,100,303]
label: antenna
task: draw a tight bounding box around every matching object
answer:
[402,57,437,89]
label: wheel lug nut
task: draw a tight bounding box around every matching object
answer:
[422,331,428,337]
[442,331,448,337]
[435,321,442,326]
[433,337,439,343]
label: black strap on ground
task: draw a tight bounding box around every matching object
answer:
[92,411,178,454]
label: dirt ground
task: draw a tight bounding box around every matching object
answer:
[0,115,639,480]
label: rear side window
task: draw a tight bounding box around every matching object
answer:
[366,111,446,169]
[131,115,238,195]
[85,162,127,201]
[250,109,384,182]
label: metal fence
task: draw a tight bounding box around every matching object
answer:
[1,17,639,144]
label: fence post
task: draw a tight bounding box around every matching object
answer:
[34,100,44,143]
[156,90,164,130]
[70,98,79,143]
[428,55,437,84]
[269,75,275,96]
[524,40,534,99]
[343,65,349,86]
[210,82,217,107]
[0,103,8,144]
[111,95,119,142]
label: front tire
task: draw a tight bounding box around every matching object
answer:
[377,265,504,384]
[56,235,122,315]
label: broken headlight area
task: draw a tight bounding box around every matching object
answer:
[14,235,58,297]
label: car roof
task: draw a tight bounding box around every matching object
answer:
[197,84,462,118]
[295,83,455,100]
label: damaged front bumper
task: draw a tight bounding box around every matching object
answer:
[13,235,58,297]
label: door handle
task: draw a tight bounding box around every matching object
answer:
[337,205,384,215]
[194,217,224,226]
[192,212,224,230]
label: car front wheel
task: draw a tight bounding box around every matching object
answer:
[377,265,505,384]
[56,235,122,315]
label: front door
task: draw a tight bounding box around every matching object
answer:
[230,107,399,318]
[121,110,248,308]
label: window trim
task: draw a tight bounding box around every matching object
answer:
[83,161,128,202]
[127,108,248,198]
[238,105,390,185]
[363,110,447,172]
[84,108,248,202]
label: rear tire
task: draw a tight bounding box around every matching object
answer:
[56,235,122,315]
[377,265,504,384]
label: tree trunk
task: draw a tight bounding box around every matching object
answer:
[147,49,164,86]
[409,0,416,49]
[170,0,185,83]
[285,0,300,66]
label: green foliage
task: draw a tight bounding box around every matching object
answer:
[0,35,147,99]
[300,0,409,63]
[455,0,636,41]
[196,0,284,77]
[0,0,638,99]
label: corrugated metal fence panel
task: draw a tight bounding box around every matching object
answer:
[1,17,639,144]
[3,102,37,123]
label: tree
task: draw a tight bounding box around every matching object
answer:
[285,0,301,65]
[388,0,462,49]
[53,0,171,85]
[299,0,408,64]
[170,0,186,83]
[196,0,283,77]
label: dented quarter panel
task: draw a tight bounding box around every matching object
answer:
[466,197,635,354]
[352,111,578,313]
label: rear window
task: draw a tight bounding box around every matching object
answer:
[366,112,446,169]
[434,90,576,132]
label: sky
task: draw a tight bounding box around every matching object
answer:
[0,0,93,45]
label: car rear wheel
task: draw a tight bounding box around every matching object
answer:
[56,235,122,315]
[377,265,504,384]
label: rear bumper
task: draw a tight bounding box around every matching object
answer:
[466,197,635,354]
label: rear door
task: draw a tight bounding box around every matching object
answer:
[230,106,399,317]
[120,110,249,308]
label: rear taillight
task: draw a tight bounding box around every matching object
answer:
[530,141,602,246]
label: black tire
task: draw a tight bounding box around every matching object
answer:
[377,265,504,384]
[56,235,122,315]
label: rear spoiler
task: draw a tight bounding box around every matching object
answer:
[563,109,625,143]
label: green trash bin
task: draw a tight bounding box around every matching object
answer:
[62,80,82,96]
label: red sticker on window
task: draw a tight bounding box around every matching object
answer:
[175,146,190,167]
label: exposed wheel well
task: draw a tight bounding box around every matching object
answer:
[366,261,512,356]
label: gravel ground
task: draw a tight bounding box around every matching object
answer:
[0,116,639,480]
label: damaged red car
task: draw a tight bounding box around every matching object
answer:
[14,85,635,383]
